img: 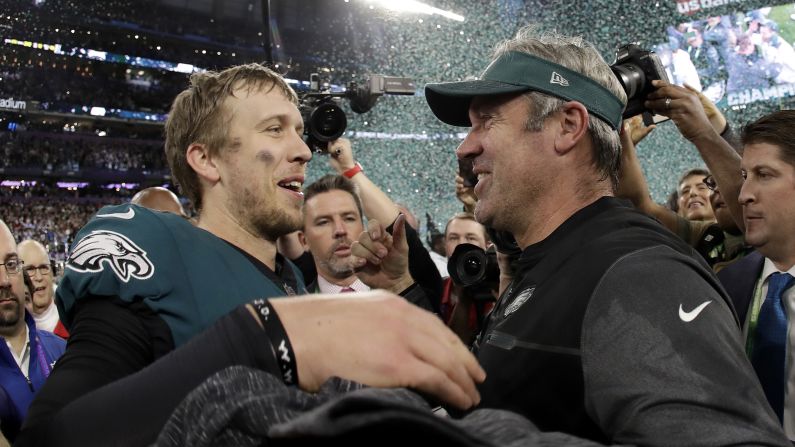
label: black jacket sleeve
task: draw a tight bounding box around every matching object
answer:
[290,251,318,287]
[386,220,442,314]
[17,298,281,447]
[582,246,789,446]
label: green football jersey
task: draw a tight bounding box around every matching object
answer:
[58,204,306,347]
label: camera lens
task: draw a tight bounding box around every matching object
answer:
[463,256,483,277]
[451,250,486,287]
[611,63,645,100]
[309,102,347,141]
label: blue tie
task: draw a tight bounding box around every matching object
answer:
[753,272,795,422]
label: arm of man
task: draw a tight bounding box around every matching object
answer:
[327,138,399,225]
[445,289,493,345]
[455,174,477,214]
[617,119,727,265]
[351,215,434,309]
[582,246,789,446]
[19,291,485,446]
[329,138,442,309]
[616,117,681,232]
[387,218,443,313]
[18,299,281,446]
[278,231,318,286]
[647,81,745,232]
[277,230,307,260]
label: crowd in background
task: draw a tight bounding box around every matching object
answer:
[0,131,168,174]
[0,46,187,114]
[0,185,124,254]
[0,0,268,70]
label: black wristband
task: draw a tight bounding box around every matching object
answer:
[250,299,298,386]
[719,122,729,136]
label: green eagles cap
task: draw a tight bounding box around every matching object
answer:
[425,51,625,130]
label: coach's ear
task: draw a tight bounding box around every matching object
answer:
[186,143,220,183]
[553,101,589,156]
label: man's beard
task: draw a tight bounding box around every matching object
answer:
[319,240,356,279]
[0,289,23,328]
[231,183,302,241]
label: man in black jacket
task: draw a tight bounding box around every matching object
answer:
[424,26,788,445]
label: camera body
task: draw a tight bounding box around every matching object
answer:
[610,44,670,119]
[299,74,415,152]
[448,243,500,301]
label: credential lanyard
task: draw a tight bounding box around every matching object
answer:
[745,276,768,357]
[34,336,52,379]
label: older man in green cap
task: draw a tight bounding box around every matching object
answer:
[424,26,788,445]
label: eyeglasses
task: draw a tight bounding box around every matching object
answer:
[0,258,24,276]
[703,175,717,191]
[23,264,51,277]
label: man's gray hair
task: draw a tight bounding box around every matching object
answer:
[493,26,627,190]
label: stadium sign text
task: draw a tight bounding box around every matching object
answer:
[727,83,795,107]
[0,98,26,110]
[676,0,746,15]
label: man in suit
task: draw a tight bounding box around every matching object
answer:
[718,110,795,439]
[285,138,441,310]
[299,174,370,294]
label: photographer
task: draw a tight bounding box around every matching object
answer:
[646,80,745,234]
[424,26,788,444]
[440,212,492,343]
[616,85,751,270]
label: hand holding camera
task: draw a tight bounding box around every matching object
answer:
[326,138,356,173]
[645,80,717,144]
[455,170,477,214]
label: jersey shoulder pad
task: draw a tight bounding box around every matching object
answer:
[57,204,189,322]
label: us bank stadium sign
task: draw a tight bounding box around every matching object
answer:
[727,83,795,107]
[0,98,26,111]
[676,0,745,15]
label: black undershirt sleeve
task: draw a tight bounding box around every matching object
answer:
[389,220,443,314]
[291,251,317,287]
[17,298,281,447]
[720,121,742,154]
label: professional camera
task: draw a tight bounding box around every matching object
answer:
[448,243,500,301]
[610,43,670,119]
[299,73,415,152]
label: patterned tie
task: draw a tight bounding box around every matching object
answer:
[753,272,795,422]
[340,287,355,293]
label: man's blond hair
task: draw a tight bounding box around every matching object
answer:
[164,63,298,211]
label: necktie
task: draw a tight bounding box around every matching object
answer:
[753,272,795,422]
[340,287,355,293]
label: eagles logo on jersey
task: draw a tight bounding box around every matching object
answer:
[67,230,154,283]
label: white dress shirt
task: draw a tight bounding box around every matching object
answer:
[316,275,370,294]
[5,323,30,378]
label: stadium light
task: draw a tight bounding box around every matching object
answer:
[362,0,465,22]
